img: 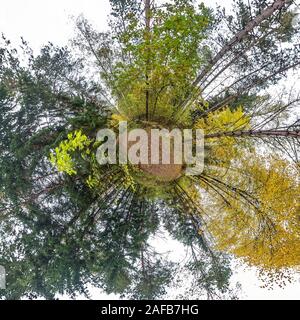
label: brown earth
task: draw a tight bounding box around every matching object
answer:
[119,127,183,182]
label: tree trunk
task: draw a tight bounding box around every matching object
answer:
[194,0,292,87]
[145,0,151,121]
[180,0,292,110]
[205,129,300,139]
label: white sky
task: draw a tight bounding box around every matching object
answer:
[0,0,299,300]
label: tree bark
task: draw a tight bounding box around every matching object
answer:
[205,129,300,139]
[180,0,292,110]
[193,0,292,87]
[145,0,151,121]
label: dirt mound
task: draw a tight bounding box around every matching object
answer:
[120,127,183,182]
[139,162,182,182]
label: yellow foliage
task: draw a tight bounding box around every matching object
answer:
[109,113,129,128]
[205,154,300,273]
[122,165,136,191]
[195,106,251,171]
[86,174,98,189]
[195,106,250,134]
[49,130,91,175]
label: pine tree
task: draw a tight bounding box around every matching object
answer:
[0,0,299,299]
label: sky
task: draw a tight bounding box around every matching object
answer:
[0,0,299,300]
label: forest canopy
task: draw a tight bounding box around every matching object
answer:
[0,0,299,299]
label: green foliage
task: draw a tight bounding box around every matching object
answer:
[0,0,299,300]
[50,130,92,175]
[107,0,213,123]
